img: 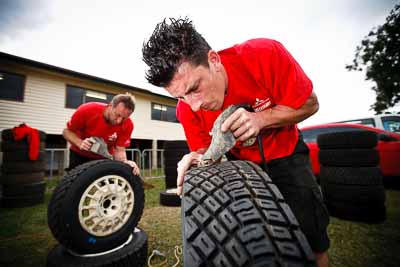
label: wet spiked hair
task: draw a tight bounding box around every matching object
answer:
[142,17,212,87]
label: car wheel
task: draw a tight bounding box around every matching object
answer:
[46,228,148,267]
[48,160,145,254]
[182,160,315,266]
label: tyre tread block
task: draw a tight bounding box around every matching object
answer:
[182,160,316,266]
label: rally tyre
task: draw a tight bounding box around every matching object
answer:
[2,181,46,197]
[325,200,386,223]
[182,160,315,267]
[163,140,190,189]
[160,188,181,207]
[319,166,383,185]
[317,131,377,149]
[2,151,46,161]
[47,160,145,254]
[318,149,379,167]
[1,160,46,174]
[0,141,46,152]
[0,172,45,185]
[1,128,47,141]
[1,194,45,208]
[46,228,148,267]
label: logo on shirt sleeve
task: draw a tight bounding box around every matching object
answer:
[252,98,271,112]
[108,132,118,142]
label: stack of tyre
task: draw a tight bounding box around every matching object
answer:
[47,160,148,266]
[160,140,189,207]
[318,131,386,223]
[0,129,46,208]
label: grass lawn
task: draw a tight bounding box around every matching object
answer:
[0,177,399,267]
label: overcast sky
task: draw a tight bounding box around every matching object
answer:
[0,0,398,127]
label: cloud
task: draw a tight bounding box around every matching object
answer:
[0,0,52,42]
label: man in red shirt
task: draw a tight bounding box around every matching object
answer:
[142,18,329,266]
[63,93,140,175]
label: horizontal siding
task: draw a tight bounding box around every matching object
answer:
[0,69,186,141]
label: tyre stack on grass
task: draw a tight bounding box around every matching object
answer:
[0,128,46,208]
[160,140,190,207]
[47,160,147,266]
[318,131,386,223]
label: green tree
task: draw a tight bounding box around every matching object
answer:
[346,4,400,114]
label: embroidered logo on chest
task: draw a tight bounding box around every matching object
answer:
[108,132,117,142]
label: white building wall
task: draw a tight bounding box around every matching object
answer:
[0,64,186,141]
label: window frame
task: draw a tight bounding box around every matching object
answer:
[0,69,26,102]
[65,84,115,109]
[151,102,178,123]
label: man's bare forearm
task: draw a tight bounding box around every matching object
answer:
[62,128,82,147]
[259,91,319,129]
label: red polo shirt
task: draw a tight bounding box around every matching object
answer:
[177,38,313,163]
[67,102,133,159]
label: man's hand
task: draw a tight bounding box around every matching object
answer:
[176,152,203,195]
[123,160,140,176]
[221,108,264,142]
[79,138,95,151]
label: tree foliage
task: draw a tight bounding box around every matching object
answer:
[346,4,400,113]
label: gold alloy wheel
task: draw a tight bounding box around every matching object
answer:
[78,175,134,237]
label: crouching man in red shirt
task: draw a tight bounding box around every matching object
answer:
[142,18,330,266]
[63,93,140,175]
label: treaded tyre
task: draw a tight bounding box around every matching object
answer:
[46,228,148,267]
[326,201,386,223]
[1,128,46,141]
[163,140,190,189]
[2,151,46,161]
[182,160,316,267]
[1,194,45,208]
[317,131,377,149]
[318,149,379,167]
[0,172,45,185]
[2,181,46,197]
[1,160,46,174]
[48,160,145,254]
[0,140,45,152]
[319,166,383,185]
[160,188,181,207]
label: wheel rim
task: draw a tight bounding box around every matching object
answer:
[78,175,134,236]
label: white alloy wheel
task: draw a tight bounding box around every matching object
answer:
[78,175,134,236]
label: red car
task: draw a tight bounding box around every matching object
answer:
[300,123,400,178]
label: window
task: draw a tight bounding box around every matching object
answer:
[66,85,114,108]
[0,70,25,101]
[151,103,178,123]
[382,116,400,133]
[301,126,365,143]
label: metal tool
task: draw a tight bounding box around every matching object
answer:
[88,137,113,160]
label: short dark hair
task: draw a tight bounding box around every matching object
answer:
[111,93,136,112]
[142,17,212,87]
